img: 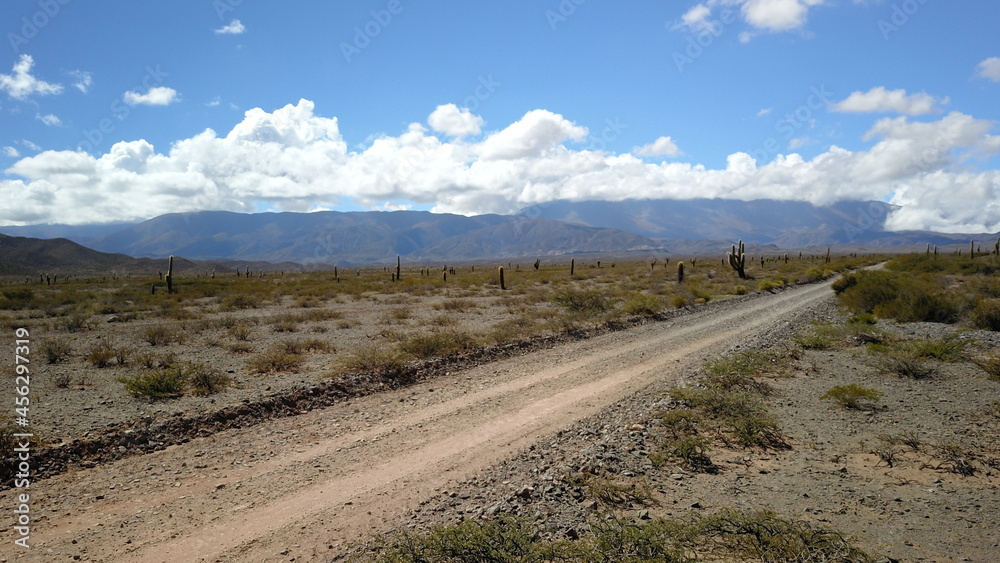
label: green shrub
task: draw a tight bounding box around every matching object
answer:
[623,293,663,317]
[118,368,188,400]
[757,279,783,292]
[553,288,614,315]
[836,270,960,323]
[0,288,36,310]
[733,285,748,295]
[907,335,967,362]
[821,384,882,410]
[872,347,935,379]
[397,330,479,359]
[970,299,1000,331]
[847,313,877,325]
[584,477,656,507]
[672,296,688,309]
[665,435,716,473]
[219,293,262,311]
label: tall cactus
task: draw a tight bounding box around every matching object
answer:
[498,265,506,290]
[677,261,685,284]
[533,257,540,270]
[727,240,746,279]
[970,240,975,260]
[995,237,999,256]
[396,255,401,280]
[570,258,575,276]
[165,255,174,294]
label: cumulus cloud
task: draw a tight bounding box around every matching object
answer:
[832,87,947,116]
[123,86,179,106]
[634,136,681,157]
[1,100,998,233]
[0,55,63,100]
[427,104,484,137]
[3,146,19,158]
[215,19,246,34]
[742,0,823,32]
[976,57,1000,82]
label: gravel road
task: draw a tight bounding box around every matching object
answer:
[2,281,835,562]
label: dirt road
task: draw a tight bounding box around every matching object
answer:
[3,281,834,562]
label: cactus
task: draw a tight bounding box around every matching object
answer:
[995,237,999,256]
[165,255,174,294]
[396,255,401,280]
[727,240,747,279]
[442,271,447,282]
[498,265,506,290]
[677,261,685,284]
[570,258,575,276]
[533,257,540,270]
[970,240,975,260]
[926,243,931,257]
[933,245,938,259]
[825,247,831,264]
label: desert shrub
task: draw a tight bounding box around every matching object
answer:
[219,293,262,311]
[62,309,92,332]
[40,339,72,364]
[733,285,748,295]
[672,296,688,309]
[227,323,254,341]
[821,384,882,410]
[831,273,857,295]
[336,345,410,380]
[729,411,785,449]
[247,347,304,374]
[696,509,874,562]
[871,347,935,379]
[397,330,479,359]
[186,363,233,395]
[847,313,877,325]
[270,315,299,333]
[757,279,783,292]
[656,408,701,439]
[277,337,333,355]
[836,270,960,323]
[438,298,476,311]
[553,288,614,315]
[85,341,116,368]
[118,368,188,400]
[970,298,1000,331]
[623,293,663,317]
[584,477,656,507]
[907,334,967,362]
[142,324,179,346]
[973,355,1000,381]
[662,435,716,473]
[0,288,36,310]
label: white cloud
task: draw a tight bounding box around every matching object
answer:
[36,113,61,126]
[215,19,246,35]
[123,86,179,106]
[3,146,19,158]
[976,57,1000,82]
[742,0,823,32]
[1,100,998,233]
[788,136,810,149]
[634,136,681,157]
[20,139,41,152]
[427,104,484,137]
[679,4,718,33]
[206,96,221,107]
[69,70,92,93]
[832,87,947,116]
[477,109,587,160]
[0,55,63,100]
[756,107,772,117]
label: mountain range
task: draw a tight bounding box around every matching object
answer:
[1,199,997,269]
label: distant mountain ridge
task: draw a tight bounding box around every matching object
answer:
[2,200,998,269]
[80,210,662,264]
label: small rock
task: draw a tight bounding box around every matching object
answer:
[215,483,225,490]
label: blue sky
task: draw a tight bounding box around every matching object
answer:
[1,0,998,232]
